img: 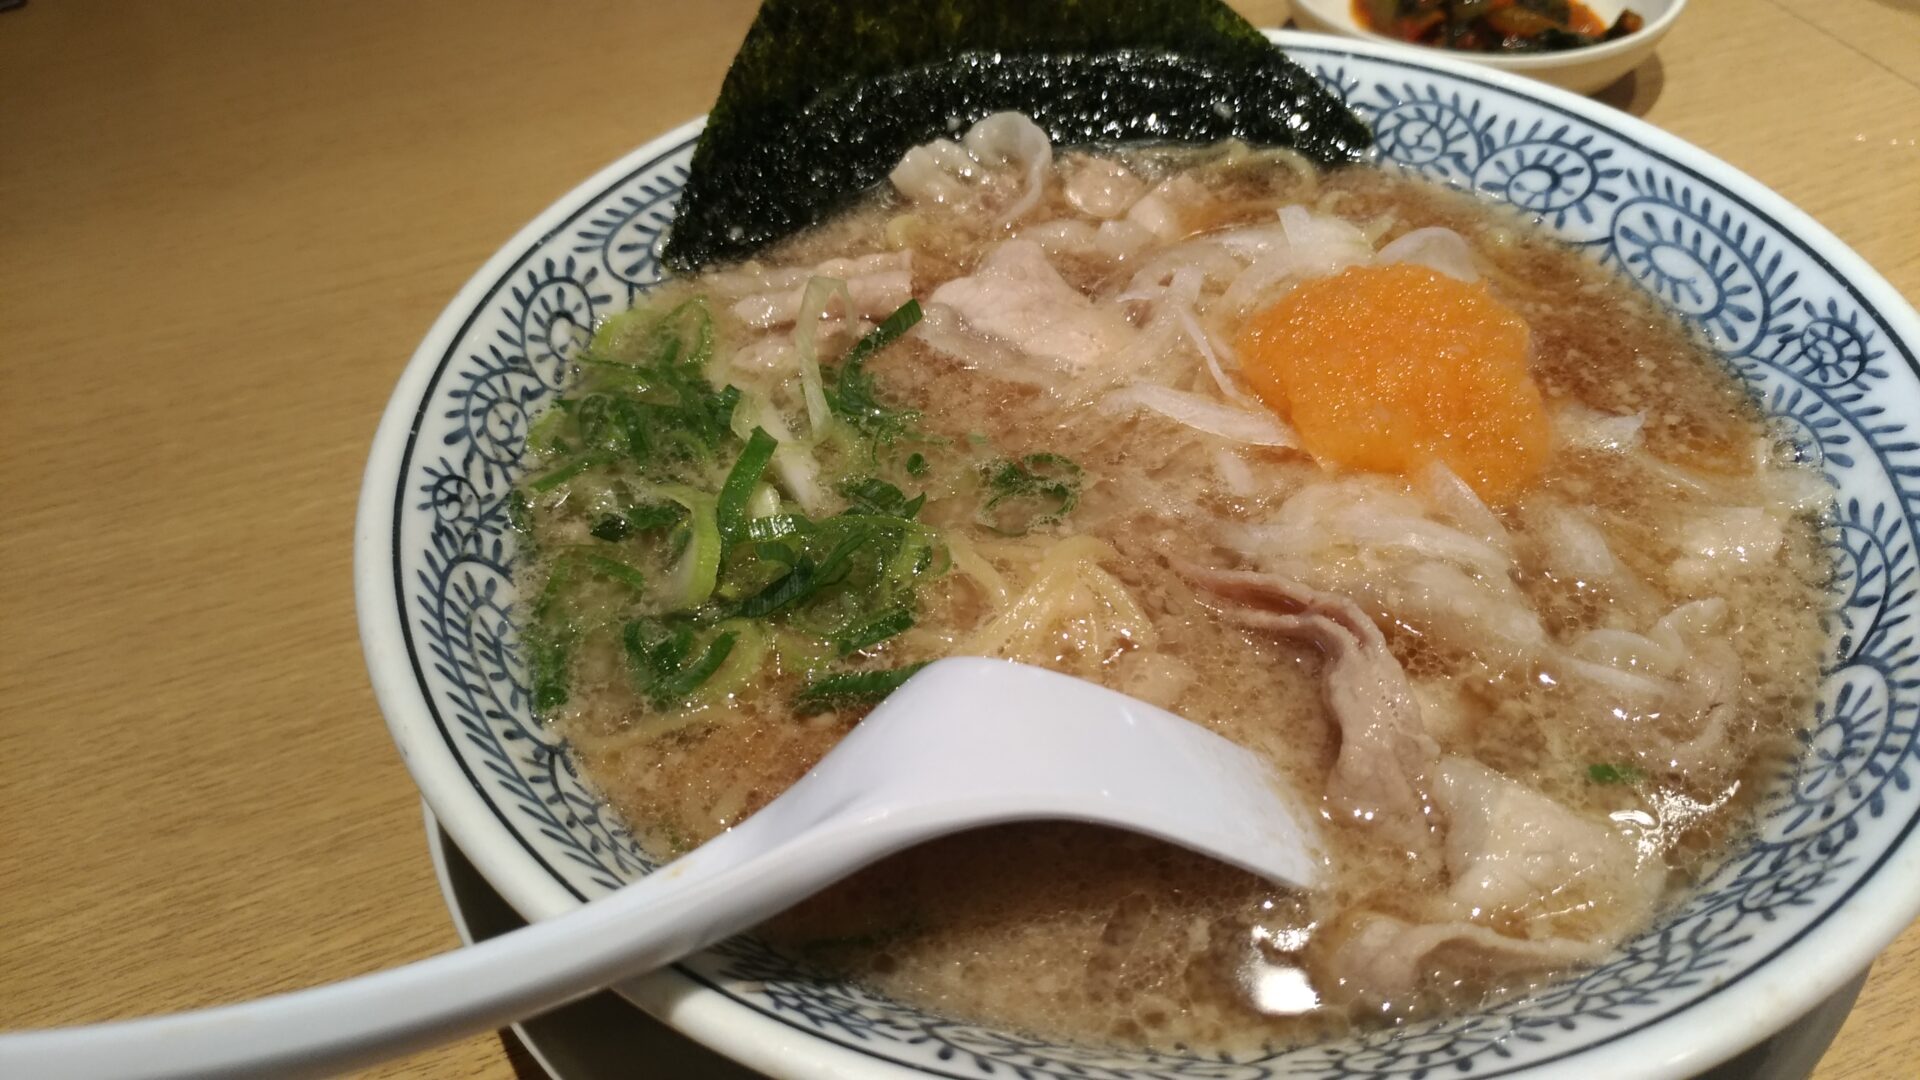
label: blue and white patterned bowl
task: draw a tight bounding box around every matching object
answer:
[355,32,1920,1080]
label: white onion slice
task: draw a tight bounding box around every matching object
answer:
[1416,461,1511,552]
[1374,227,1480,282]
[1279,205,1373,278]
[1555,403,1646,453]
[1102,384,1297,447]
[1176,306,1260,408]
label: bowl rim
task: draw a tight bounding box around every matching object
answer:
[1291,0,1689,72]
[355,27,1920,1080]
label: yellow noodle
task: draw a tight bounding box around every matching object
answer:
[946,530,1012,608]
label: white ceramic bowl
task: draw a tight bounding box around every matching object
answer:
[357,30,1920,1080]
[1292,0,1687,94]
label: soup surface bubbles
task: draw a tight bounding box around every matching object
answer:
[513,113,1833,1053]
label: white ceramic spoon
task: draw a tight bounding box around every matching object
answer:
[1,657,1323,1080]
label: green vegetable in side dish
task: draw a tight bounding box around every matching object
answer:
[1356,0,1645,54]
[663,0,1372,270]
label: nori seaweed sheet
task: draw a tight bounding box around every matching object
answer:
[663,0,1372,271]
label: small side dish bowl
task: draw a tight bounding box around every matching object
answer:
[1292,0,1687,94]
[357,29,1920,1080]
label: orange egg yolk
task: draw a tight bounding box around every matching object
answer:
[1237,263,1548,502]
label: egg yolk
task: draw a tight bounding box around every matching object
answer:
[1237,263,1548,502]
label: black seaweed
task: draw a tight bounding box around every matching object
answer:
[663,0,1372,270]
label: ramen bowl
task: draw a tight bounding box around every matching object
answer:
[1292,0,1687,94]
[355,30,1920,1080]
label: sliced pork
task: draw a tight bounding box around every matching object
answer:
[928,239,1134,368]
[1434,757,1656,923]
[1329,913,1606,997]
[719,252,914,330]
[890,111,1052,223]
[1186,566,1440,853]
[1325,758,1658,996]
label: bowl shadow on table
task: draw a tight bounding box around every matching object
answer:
[437,824,1863,1080]
[1592,51,1665,117]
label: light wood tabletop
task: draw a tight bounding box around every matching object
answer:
[3,1,1917,1076]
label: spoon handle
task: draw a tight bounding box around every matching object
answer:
[0,793,909,1080]
[0,658,1316,1078]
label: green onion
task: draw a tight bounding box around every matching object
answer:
[525,628,572,712]
[696,620,768,702]
[516,288,957,729]
[588,498,683,543]
[658,488,722,607]
[794,662,931,715]
[533,558,576,622]
[769,627,830,677]
[574,357,667,398]
[1587,763,1646,785]
[794,278,849,437]
[623,502,685,531]
[526,406,569,452]
[717,428,779,550]
[622,617,742,710]
[834,607,914,655]
[580,553,648,593]
[977,452,1083,534]
[649,631,737,708]
[715,543,796,604]
[884,527,942,586]
[563,299,739,478]
[589,515,632,542]
[839,476,925,519]
[813,524,880,585]
[737,560,820,618]
[624,619,690,678]
[841,298,922,370]
[826,299,923,440]
[528,451,615,492]
[751,538,800,567]
[746,514,807,542]
[505,490,534,532]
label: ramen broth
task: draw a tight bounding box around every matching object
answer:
[517,117,1832,1052]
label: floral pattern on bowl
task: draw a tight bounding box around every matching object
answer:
[355,33,1920,1080]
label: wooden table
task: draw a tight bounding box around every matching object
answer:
[3,1,1916,1076]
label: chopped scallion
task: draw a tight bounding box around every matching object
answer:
[977,452,1083,534]
[794,662,932,715]
[717,427,780,551]
[580,553,648,593]
[1587,763,1646,785]
[834,607,915,655]
[825,299,923,440]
